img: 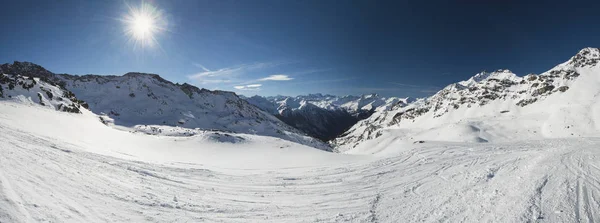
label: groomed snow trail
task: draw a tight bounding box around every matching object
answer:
[1,104,600,222]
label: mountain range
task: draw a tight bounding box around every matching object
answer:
[3,48,600,222]
[0,62,329,150]
[2,47,600,153]
[333,47,600,152]
[244,94,410,141]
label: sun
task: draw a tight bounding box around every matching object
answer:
[122,1,165,48]
[131,13,154,40]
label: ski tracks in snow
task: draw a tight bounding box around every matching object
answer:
[559,143,600,223]
[2,122,600,222]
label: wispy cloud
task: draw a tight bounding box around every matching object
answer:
[258,74,293,81]
[192,63,210,72]
[188,62,279,85]
[234,84,262,91]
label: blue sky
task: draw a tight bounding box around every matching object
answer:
[2,0,600,97]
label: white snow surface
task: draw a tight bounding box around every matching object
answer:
[1,102,600,222]
[53,73,329,150]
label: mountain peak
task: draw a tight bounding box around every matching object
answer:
[123,72,159,77]
[0,61,54,78]
[570,47,600,67]
[459,69,517,87]
[576,47,600,56]
[122,72,172,85]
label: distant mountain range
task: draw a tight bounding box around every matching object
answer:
[2,47,600,153]
[244,94,411,141]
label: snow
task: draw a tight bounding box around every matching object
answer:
[1,102,600,222]
[334,48,600,151]
[3,48,600,222]
[52,73,330,150]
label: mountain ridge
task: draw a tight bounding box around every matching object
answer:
[333,47,600,151]
[0,61,331,150]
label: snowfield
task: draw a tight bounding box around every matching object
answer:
[1,102,600,222]
[3,48,600,222]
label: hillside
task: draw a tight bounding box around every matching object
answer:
[334,47,600,152]
[0,62,329,150]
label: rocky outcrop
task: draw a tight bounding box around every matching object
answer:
[0,73,86,113]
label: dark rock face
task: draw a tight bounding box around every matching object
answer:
[277,105,367,141]
[244,94,396,142]
[0,61,67,89]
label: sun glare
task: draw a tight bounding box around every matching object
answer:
[122,2,165,48]
[132,14,153,40]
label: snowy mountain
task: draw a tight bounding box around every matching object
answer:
[3,88,600,222]
[245,93,407,141]
[4,49,600,222]
[0,62,329,150]
[0,72,87,113]
[333,47,600,152]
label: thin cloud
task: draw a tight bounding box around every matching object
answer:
[192,63,210,72]
[258,74,293,81]
[234,84,262,91]
[200,79,232,84]
[188,62,279,85]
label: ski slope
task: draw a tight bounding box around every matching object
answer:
[1,102,599,222]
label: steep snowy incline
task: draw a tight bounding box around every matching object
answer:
[1,102,600,222]
[334,47,600,151]
[0,61,329,150]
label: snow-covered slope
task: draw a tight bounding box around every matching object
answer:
[334,47,600,152]
[246,93,408,141]
[0,73,87,113]
[2,101,600,222]
[0,62,329,150]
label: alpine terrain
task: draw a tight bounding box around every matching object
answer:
[1,48,600,222]
[245,94,410,141]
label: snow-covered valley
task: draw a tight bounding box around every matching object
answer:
[1,102,600,222]
[2,48,600,222]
